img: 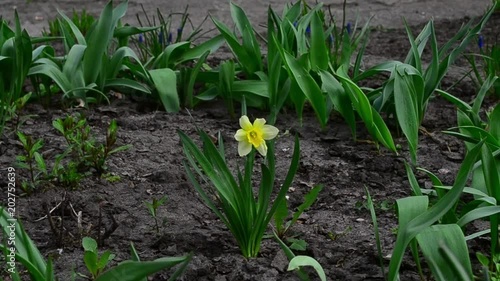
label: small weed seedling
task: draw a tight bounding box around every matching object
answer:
[144,195,168,234]
[53,114,131,175]
[16,131,45,194]
[79,236,115,280]
[273,185,323,239]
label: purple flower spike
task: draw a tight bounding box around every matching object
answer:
[167,32,173,44]
[346,22,352,35]
[305,25,311,35]
[159,31,164,44]
[138,33,144,43]
[478,35,484,50]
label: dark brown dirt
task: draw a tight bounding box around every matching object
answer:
[1,2,500,281]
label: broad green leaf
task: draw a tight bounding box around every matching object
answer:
[283,52,327,127]
[83,0,114,84]
[82,237,97,253]
[457,205,500,227]
[394,65,421,164]
[230,2,262,72]
[95,255,192,281]
[0,208,46,280]
[104,78,150,94]
[388,140,483,281]
[178,35,224,63]
[84,251,98,276]
[211,17,256,76]
[489,103,500,141]
[62,44,86,79]
[309,11,328,71]
[320,70,356,138]
[148,68,179,113]
[288,256,327,281]
[416,224,472,281]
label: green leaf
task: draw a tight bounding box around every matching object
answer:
[178,35,224,64]
[0,208,47,280]
[394,65,422,164]
[388,140,483,281]
[416,225,473,281]
[273,196,288,235]
[97,251,115,269]
[83,0,114,84]
[320,70,356,138]
[95,254,192,281]
[229,2,262,73]
[282,52,327,127]
[148,68,179,113]
[309,11,328,71]
[82,237,98,252]
[288,256,327,281]
[290,185,323,227]
[84,251,98,276]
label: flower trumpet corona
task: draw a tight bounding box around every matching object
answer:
[234,116,279,157]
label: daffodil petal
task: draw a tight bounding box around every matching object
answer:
[253,118,266,129]
[239,115,252,131]
[238,141,252,157]
[262,125,279,140]
[256,141,268,156]
[234,129,247,141]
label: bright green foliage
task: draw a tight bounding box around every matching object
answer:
[354,5,495,164]
[15,131,47,193]
[16,114,130,191]
[442,83,500,259]
[0,208,53,281]
[144,195,168,234]
[179,129,300,258]
[28,1,153,106]
[0,13,33,137]
[81,237,116,279]
[211,2,263,78]
[53,114,131,176]
[273,231,313,281]
[388,140,483,281]
[288,256,327,281]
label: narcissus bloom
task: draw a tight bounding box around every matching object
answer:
[234,116,279,157]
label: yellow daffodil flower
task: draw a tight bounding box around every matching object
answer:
[234,115,279,157]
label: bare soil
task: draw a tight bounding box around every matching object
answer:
[1,1,500,280]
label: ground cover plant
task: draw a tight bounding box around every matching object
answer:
[1,0,500,280]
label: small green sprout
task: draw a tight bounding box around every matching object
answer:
[80,237,115,280]
[144,195,168,234]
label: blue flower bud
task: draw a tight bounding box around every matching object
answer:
[158,31,164,44]
[305,25,311,35]
[328,34,334,44]
[138,33,143,43]
[346,22,352,35]
[167,32,173,44]
[293,21,298,28]
[478,35,484,49]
